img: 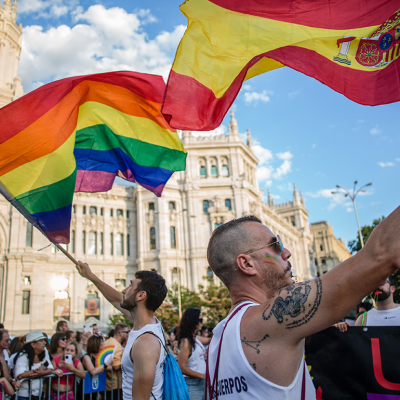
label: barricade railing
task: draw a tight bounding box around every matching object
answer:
[13,369,122,400]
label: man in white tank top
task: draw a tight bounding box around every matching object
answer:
[206,210,400,399]
[355,275,400,326]
[76,262,168,400]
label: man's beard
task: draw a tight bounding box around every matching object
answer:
[120,290,137,311]
[372,288,391,302]
[262,261,292,292]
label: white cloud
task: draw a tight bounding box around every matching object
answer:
[276,151,293,161]
[257,166,273,182]
[370,125,382,135]
[276,183,293,192]
[253,144,273,165]
[243,90,272,104]
[18,0,78,17]
[378,161,395,167]
[288,91,300,99]
[19,4,186,92]
[396,158,400,162]
[312,143,317,149]
[306,187,373,210]
[242,83,252,91]
[273,160,292,179]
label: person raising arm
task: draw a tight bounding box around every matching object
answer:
[75,263,168,400]
[205,207,400,399]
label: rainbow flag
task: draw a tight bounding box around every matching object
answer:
[162,0,400,130]
[0,72,187,244]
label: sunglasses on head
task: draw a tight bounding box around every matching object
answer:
[380,279,392,286]
[243,235,284,256]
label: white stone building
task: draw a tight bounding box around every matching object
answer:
[0,0,24,108]
[0,2,324,334]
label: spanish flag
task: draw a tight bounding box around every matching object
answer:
[162,0,400,130]
[0,72,187,243]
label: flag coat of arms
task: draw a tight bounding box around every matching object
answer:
[0,72,187,244]
[162,0,400,131]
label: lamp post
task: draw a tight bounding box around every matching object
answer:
[331,181,372,248]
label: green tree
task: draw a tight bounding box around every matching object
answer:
[347,216,385,254]
[108,312,133,328]
[347,216,400,302]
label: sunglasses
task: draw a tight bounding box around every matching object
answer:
[59,337,67,341]
[121,331,130,334]
[380,279,391,286]
[243,235,284,256]
[198,318,203,323]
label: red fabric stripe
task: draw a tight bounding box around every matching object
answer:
[163,48,400,131]
[0,71,165,144]
[209,0,400,30]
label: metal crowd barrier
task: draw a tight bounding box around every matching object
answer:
[13,369,122,400]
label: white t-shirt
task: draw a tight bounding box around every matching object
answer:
[121,319,165,400]
[185,337,206,377]
[3,350,9,365]
[207,302,316,400]
[364,306,400,326]
[14,351,53,397]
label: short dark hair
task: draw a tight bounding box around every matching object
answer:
[56,320,67,331]
[207,215,262,287]
[135,271,167,311]
[66,331,75,341]
[87,335,103,355]
[115,324,130,336]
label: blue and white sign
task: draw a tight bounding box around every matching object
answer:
[84,372,106,394]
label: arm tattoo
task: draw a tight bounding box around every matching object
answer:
[251,363,257,371]
[241,333,269,354]
[262,278,322,329]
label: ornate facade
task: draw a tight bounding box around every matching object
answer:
[0,0,24,108]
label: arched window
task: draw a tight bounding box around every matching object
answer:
[110,233,114,255]
[225,199,232,211]
[110,209,113,217]
[211,165,217,176]
[117,209,123,217]
[200,166,206,177]
[71,230,75,253]
[72,205,76,214]
[148,202,155,211]
[88,231,97,255]
[222,165,229,177]
[150,227,156,249]
[82,206,86,214]
[100,208,104,216]
[169,201,176,210]
[82,231,86,254]
[89,206,97,215]
[203,200,210,213]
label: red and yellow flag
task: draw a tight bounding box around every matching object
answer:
[162,0,400,130]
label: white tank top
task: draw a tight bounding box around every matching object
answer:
[121,319,165,400]
[207,302,316,400]
[185,337,206,376]
[364,306,400,326]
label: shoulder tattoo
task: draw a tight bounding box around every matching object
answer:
[262,278,322,329]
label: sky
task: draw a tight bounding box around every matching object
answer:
[8,0,400,247]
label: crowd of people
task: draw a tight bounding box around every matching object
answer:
[0,209,399,400]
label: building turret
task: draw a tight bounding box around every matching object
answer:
[246,129,253,148]
[228,110,240,141]
[293,183,300,205]
[268,189,274,206]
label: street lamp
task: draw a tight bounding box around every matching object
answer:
[331,181,372,248]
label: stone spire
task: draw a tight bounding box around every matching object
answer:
[228,110,239,136]
[293,183,300,204]
[300,191,305,205]
[246,129,253,148]
[268,189,274,207]
[4,0,12,11]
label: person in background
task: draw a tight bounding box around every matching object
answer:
[8,336,26,375]
[92,324,100,336]
[51,341,85,400]
[76,331,91,359]
[66,331,76,343]
[56,321,69,334]
[14,330,61,400]
[177,308,210,400]
[166,328,178,359]
[104,323,130,400]
[357,301,373,315]
[106,329,114,340]
[0,330,20,390]
[81,335,113,375]
[356,275,400,326]
[49,332,68,360]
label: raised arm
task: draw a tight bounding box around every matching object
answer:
[131,334,161,400]
[252,205,400,344]
[76,261,131,320]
